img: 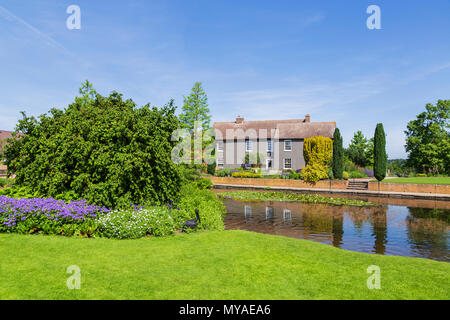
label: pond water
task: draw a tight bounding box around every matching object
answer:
[220,191,449,262]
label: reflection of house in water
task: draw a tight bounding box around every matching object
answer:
[224,198,390,252]
[244,205,252,220]
[283,209,292,221]
[266,207,274,220]
[222,196,449,261]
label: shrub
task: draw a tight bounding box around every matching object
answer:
[215,168,232,177]
[288,171,301,180]
[176,184,226,231]
[301,163,329,183]
[332,128,344,179]
[374,123,387,181]
[343,171,349,180]
[5,82,183,209]
[303,136,333,183]
[97,206,178,239]
[0,196,109,237]
[362,168,374,177]
[0,178,14,188]
[195,177,213,190]
[232,171,262,178]
[304,136,333,167]
[348,171,368,178]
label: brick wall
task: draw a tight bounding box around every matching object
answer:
[368,182,450,194]
[210,176,348,190]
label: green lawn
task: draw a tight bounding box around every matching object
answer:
[1,231,448,300]
[379,177,450,185]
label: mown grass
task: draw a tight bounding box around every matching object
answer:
[378,177,450,185]
[218,191,378,207]
[1,231,448,300]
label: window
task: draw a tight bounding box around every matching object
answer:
[267,139,272,152]
[245,140,253,152]
[245,206,252,219]
[217,158,224,168]
[266,207,274,220]
[217,141,224,152]
[284,140,292,151]
[284,158,292,169]
[283,209,292,221]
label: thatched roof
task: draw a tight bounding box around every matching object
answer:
[213,116,336,140]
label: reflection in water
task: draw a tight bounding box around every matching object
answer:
[223,198,449,262]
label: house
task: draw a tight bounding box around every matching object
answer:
[0,130,14,177]
[213,115,336,172]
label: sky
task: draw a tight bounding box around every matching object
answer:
[0,0,449,159]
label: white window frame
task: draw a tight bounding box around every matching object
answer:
[283,209,292,221]
[245,205,252,219]
[217,158,224,168]
[284,140,292,151]
[283,158,292,170]
[267,139,272,152]
[245,140,253,152]
[217,141,224,152]
[266,207,274,220]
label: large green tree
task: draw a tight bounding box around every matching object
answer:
[345,131,371,167]
[332,128,344,179]
[5,82,183,208]
[405,100,450,174]
[179,82,214,168]
[373,123,387,181]
[180,82,211,132]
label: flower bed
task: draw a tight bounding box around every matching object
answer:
[0,196,110,236]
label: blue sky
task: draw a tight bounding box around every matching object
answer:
[1,0,449,158]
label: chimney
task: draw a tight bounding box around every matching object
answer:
[304,114,311,123]
[235,115,244,124]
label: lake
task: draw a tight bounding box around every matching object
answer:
[220,191,449,262]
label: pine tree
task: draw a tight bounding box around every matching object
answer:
[374,123,387,181]
[180,82,211,132]
[332,128,344,179]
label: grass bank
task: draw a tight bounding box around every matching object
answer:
[1,231,448,300]
[377,177,450,185]
[218,191,378,207]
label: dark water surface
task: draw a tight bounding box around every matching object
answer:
[220,191,449,262]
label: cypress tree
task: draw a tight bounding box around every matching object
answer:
[374,123,387,181]
[332,128,344,179]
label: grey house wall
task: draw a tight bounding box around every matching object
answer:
[216,138,306,171]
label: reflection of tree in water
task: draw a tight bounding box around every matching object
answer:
[300,204,345,247]
[346,207,371,232]
[347,206,388,254]
[406,207,449,259]
[370,208,388,255]
[301,204,344,232]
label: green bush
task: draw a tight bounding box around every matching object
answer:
[176,184,226,231]
[0,186,37,198]
[343,171,349,180]
[348,171,368,178]
[0,178,14,188]
[195,177,214,190]
[5,82,182,209]
[215,168,232,177]
[232,171,262,178]
[98,206,178,239]
[302,163,328,183]
[288,171,301,180]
